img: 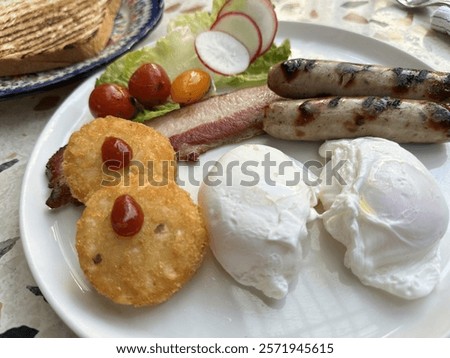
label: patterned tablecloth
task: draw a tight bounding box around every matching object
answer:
[0,0,449,337]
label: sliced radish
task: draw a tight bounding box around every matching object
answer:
[195,31,250,76]
[211,11,262,62]
[218,0,278,56]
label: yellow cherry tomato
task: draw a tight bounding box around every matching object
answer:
[171,69,211,105]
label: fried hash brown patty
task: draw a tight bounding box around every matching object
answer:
[63,116,176,204]
[76,181,208,306]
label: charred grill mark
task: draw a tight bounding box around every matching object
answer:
[280,59,317,81]
[392,68,430,92]
[328,97,341,108]
[296,100,317,126]
[351,97,402,125]
[335,63,371,87]
[392,98,402,108]
[304,60,317,71]
[336,63,363,73]
[336,63,360,87]
[362,96,402,115]
[444,74,450,86]
[428,103,450,134]
[362,96,376,109]
[428,73,450,102]
[340,72,355,87]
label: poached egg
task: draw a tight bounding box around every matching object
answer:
[198,144,318,299]
[318,137,449,299]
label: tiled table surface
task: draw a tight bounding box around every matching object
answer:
[0,0,449,337]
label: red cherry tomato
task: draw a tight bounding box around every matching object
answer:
[111,194,144,237]
[128,63,171,108]
[101,136,133,170]
[88,83,136,119]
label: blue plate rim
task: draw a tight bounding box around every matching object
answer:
[0,0,164,99]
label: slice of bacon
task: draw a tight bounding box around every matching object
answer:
[146,85,281,160]
[45,85,280,208]
[45,145,81,209]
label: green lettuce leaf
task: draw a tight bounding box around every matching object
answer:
[133,102,180,123]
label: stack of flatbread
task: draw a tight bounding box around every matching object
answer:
[0,0,121,76]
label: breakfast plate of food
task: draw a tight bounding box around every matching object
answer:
[20,0,450,338]
[0,0,163,98]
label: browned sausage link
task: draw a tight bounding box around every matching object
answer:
[263,96,450,143]
[268,58,450,102]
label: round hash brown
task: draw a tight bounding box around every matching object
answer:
[63,116,176,204]
[76,180,208,306]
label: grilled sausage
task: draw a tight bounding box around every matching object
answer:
[263,96,450,143]
[268,58,450,102]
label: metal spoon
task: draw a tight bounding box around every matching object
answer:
[396,0,450,8]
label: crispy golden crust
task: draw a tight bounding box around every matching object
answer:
[63,116,176,204]
[76,181,208,306]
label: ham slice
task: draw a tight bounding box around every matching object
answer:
[45,146,82,209]
[146,85,281,160]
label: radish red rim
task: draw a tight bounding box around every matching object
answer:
[218,0,278,56]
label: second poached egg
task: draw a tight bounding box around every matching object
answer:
[318,137,449,299]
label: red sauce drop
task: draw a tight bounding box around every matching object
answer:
[101,136,133,170]
[111,194,144,237]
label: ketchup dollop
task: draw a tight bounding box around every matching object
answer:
[101,136,133,170]
[111,194,144,237]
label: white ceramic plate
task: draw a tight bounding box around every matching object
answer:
[0,0,163,99]
[20,22,450,338]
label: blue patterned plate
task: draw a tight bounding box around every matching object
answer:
[0,0,164,99]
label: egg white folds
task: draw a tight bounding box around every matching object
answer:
[319,137,449,299]
[198,144,318,299]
